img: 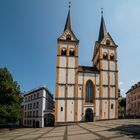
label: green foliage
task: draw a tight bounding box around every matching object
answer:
[119,98,126,107]
[0,67,23,126]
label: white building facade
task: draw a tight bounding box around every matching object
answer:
[55,8,118,124]
[22,86,54,127]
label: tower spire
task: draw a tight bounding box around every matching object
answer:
[98,8,107,42]
[64,2,72,31]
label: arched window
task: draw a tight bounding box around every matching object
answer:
[86,80,94,103]
[110,53,114,60]
[66,34,71,40]
[106,40,110,45]
[69,49,75,56]
[103,52,108,60]
[111,104,114,109]
[61,48,66,56]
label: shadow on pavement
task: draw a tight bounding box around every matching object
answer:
[107,124,140,139]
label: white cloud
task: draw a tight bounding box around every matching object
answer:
[119,81,124,86]
[119,88,126,97]
[120,89,125,92]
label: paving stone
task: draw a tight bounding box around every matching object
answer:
[14,134,39,139]
[0,119,140,140]
[37,137,63,140]
[68,133,100,140]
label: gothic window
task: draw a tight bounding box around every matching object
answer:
[103,52,108,59]
[85,80,94,103]
[66,34,71,40]
[110,54,114,60]
[106,40,110,46]
[61,48,66,56]
[69,49,75,56]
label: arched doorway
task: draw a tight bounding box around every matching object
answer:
[85,108,93,122]
[44,114,55,127]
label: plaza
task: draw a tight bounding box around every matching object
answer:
[0,119,140,140]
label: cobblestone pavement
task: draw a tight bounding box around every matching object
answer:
[0,119,140,140]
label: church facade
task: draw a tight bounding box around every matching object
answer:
[55,8,118,124]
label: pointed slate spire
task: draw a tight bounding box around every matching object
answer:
[64,2,71,31]
[98,9,107,42]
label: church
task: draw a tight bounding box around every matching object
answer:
[55,6,118,124]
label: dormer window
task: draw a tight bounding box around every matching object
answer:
[110,53,114,60]
[66,34,71,40]
[106,40,110,46]
[103,52,108,59]
[61,48,66,56]
[69,49,75,56]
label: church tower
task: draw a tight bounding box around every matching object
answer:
[93,12,118,119]
[55,5,79,124]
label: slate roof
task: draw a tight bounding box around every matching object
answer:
[78,66,99,73]
[64,9,71,31]
[126,81,140,94]
[98,15,107,42]
[24,86,53,98]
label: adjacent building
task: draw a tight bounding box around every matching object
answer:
[126,82,140,118]
[22,86,54,127]
[55,7,118,124]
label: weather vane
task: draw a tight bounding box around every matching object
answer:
[69,1,71,9]
[101,8,103,16]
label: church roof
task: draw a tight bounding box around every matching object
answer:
[64,9,71,31]
[78,66,99,73]
[98,15,107,42]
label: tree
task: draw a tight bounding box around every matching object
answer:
[119,97,126,119]
[0,67,23,127]
[119,98,126,107]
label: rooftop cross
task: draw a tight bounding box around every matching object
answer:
[101,8,103,16]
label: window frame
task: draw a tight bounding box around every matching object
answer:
[85,80,94,103]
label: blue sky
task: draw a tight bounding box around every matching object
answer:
[0,0,140,97]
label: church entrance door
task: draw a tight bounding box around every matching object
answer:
[85,108,93,122]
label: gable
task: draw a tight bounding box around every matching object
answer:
[58,28,79,42]
[100,33,116,47]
